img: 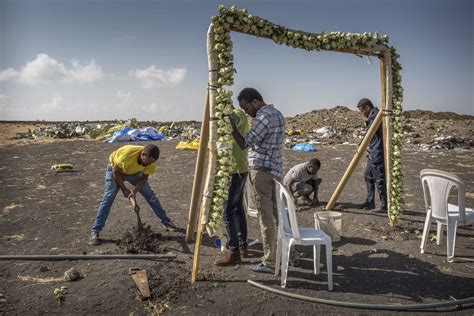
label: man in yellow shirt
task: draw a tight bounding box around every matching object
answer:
[89,144,176,245]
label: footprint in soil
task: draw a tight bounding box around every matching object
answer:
[116,225,166,254]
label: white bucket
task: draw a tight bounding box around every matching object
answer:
[314,211,342,242]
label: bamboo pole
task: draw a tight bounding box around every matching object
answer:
[191,23,218,284]
[379,56,389,215]
[383,49,394,226]
[186,90,210,243]
[325,109,383,211]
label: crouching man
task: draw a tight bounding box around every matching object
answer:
[283,158,322,207]
[89,144,177,245]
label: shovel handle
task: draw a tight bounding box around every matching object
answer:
[129,196,140,212]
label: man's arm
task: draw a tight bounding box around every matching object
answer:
[312,178,320,204]
[231,126,247,149]
[112,165,131,198]
[231,113,269,150]
[131,174,149,199]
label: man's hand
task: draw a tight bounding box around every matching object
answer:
[122,188,132,198]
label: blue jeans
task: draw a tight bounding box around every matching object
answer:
[224,172,248,253]
[91,164,170,232]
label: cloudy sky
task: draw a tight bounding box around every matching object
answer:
[0,0,472,121]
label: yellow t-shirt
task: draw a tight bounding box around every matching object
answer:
[109,145,156,175]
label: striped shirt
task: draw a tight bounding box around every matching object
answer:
[244,104,285,178]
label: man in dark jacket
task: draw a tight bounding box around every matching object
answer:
[357,98,387,213]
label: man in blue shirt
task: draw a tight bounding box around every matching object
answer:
[357,98,387,214]
[230,87,285,273]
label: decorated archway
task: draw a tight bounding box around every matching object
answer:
[186,5,404,283]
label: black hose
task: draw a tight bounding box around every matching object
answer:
[247,280,474,311]
[0,253,176,261]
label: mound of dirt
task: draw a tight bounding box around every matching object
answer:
[144,266,190,313]
[116,226,166,254]
[403,109,473,120]
[284,106,473,150]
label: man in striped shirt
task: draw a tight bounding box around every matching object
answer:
[231,87,285,273]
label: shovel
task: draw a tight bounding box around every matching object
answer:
[129,196,143,231]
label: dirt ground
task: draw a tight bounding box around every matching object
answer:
[1,126,473,314]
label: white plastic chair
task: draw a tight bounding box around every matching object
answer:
[274,180,333,291]
[420,169,474,262]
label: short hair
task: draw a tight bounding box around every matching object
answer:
[238,88,263,103]
[357,98,374,109]
[309,158,321,168]
[143,144,160,160]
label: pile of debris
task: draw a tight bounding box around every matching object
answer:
[15,122,94,139]
[285,106,473,150]
[14,119,201,142]
[11,107,472,151]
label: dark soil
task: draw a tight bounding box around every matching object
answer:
[116,226,165,254]
[1,130,473,314]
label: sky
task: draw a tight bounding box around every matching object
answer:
[0,0,472,121]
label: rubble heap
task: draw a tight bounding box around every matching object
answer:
[285,106,473,150]
[10,107,473,151]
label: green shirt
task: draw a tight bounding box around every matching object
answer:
[231,109,250,174]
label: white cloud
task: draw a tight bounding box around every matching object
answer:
[131,66,187,89]
[0,54,104,85]
[0,69,20,82]
[41,94,65,111]
[68,59,104,83]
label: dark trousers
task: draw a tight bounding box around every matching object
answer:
[224,172,248,253]
[364,161,387,209]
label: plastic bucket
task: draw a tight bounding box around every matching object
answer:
[314,211,342,242]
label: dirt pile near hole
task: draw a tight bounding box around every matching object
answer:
[116,226,165,254]
[144,266,190,313]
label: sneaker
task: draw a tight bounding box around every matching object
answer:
[250,261,273,274]
[239,245,248,258]
[88,231,100,246]
[162,221,177,232]
[214,251,241,266]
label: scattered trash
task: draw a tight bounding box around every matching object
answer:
[104,127,165,143]
[64,268,81,282]
[176,140,200,151]
[14,118,201,143]
[291,143,316,152]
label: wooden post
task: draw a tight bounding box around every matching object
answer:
[325,110,383,211]
[379,56,389,216]
[383,49,394,226]
[185,90,210,243]
[191,23,218,284]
